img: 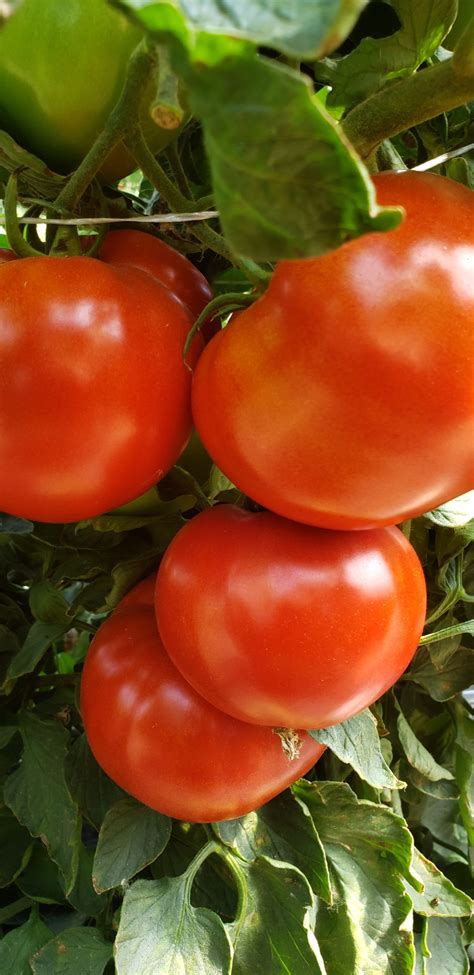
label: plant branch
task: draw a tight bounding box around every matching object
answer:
[342,43,474,161]
[35,674,81,688]
[54,41,158,214]
[166,141,193,199]
[0,897,32,924]
[4,173,43,258]
[217,848,249,944]
[183,840,221,900]
[126,124,233,261]
[184,292,254,361]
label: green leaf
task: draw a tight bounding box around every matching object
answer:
[151,823,237,920]
[436,520,474,565]
[396,704,454,782]
[0,129,67,197]
[309,709,403,790]
[0,513,34,534]
[317,0,458,111]
[149,822,207,879]
[68,845,106,917]
[208,465,237,501]
[422,633,461,669]
[0,624,20,654]
[454,701,474,849]
[230,857,326,975]
[29,580,69,624]
[115,877,233,975]
[82,494,196,532]
[414,927,428,975]
[188,51,400,261]
[65,734,127,829]
[415,795,468,862]
[93,797,171,893]
[405,766,459,801]
[295,781,415,975]
[0,909,52,975]
[424,493,474,528]
[211,267,252,297]
[426,557,466,624]
[406,848,472,917]
[106,556,157,609]
[407,646,474,701]
[0,806,34,887]
[0,724,18,747]
[6,620,69,680]
[31,927,113,975]
[3,711,81,893]
[422,917,469,975]
[16,842,67,905]
[214,790,331,903]
[0,728,21,793]
[118,0,368,59]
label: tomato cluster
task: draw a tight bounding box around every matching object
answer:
[3,171,471,822]
[80,171,474,821]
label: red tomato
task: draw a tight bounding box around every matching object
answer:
[0,255,202,523]
[0,248,14,263]
[80,576,324,822]
[98,230,212,319]
[155,505,426,728]
[192,173,474,529]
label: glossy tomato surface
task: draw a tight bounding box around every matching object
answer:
[98,231,212,318]
[192,172,474,529]
[155,505,427,728]
[0,255,201,523]
[81,577,324,822]
[0,0,183,181]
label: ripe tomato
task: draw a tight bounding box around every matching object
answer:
[0,0,184,182]
[192,173,474,529]
[81,576,324,822]
[155,505,426,728]
[0,249,14,264]
[0,256,202,523]
[98,231,212,319]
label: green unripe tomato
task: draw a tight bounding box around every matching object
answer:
[0,0,184,182]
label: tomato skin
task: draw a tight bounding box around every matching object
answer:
[0,256,202,523]
[0,0,183,181]
[155,505,427,728]
[192,172,474,529]
[98,231,212,319]
[0,249,14,263]
[80,578,324,822]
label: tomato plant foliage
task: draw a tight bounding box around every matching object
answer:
[0,0,472,973]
